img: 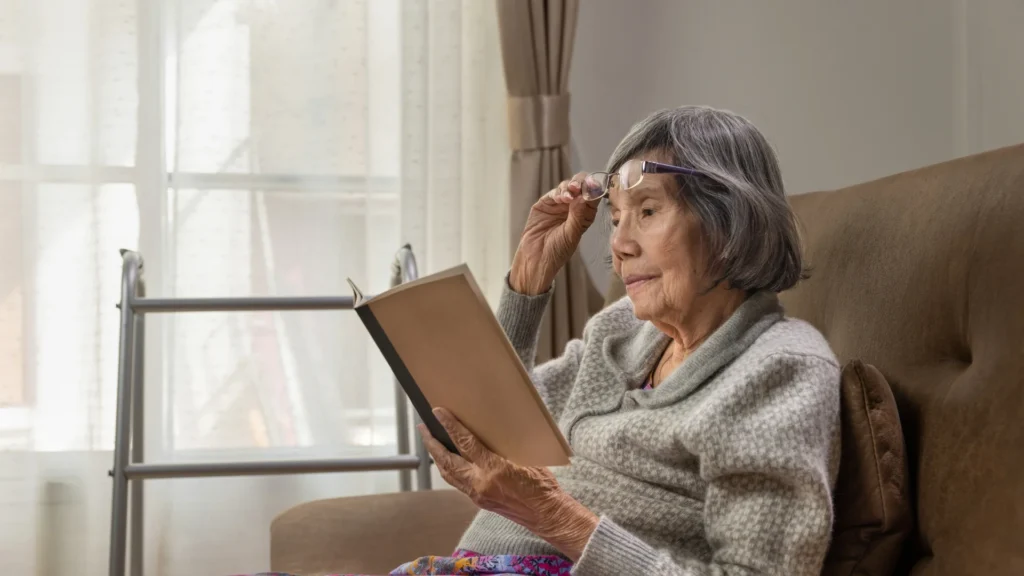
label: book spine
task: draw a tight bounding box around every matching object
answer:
[354,305,461,456]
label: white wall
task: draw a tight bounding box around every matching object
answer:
[955,0,1024,156]
[571,0,1024,293]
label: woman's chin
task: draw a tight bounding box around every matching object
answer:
[627,296,654,320]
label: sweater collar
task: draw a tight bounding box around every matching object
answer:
[608,291,784,408]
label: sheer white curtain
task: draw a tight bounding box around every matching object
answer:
[0,0,508,574]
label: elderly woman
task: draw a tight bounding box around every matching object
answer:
[410,105,840,576]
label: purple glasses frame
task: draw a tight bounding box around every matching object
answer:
[637,160,703,177]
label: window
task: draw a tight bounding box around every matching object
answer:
[0,0,507,572]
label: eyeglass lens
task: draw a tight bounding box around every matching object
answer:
[580,159,645,200]
[580,174,607,200]
[619,160,644,192]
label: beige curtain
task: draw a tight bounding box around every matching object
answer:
[497,0,602,362]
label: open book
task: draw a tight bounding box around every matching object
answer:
[347,265,572,467]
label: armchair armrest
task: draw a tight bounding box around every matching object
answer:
[270,490,479,576]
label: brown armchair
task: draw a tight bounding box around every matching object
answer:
[271,144,1024,576]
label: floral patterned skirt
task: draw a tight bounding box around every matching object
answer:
[387,549,572,575]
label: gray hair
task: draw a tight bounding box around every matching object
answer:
[606,105,806,293]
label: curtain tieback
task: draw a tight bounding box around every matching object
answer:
[507,94,570,151]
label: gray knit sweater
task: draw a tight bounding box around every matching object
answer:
[457,285,841,576]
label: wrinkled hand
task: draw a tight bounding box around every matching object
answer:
[419,408,564,531]
[420,408,599,560]
[509,173,601,295]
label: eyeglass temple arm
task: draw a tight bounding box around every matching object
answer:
[641,160,702,176]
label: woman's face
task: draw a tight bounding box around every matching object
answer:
[608,152,708,323]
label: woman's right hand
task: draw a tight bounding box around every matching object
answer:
[509,172,600,295]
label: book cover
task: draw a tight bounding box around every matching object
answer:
[347,265,571,467]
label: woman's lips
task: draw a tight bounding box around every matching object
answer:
[624,275,657,290]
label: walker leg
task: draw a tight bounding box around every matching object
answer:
[129,310,145,576]
[109,252,139,576]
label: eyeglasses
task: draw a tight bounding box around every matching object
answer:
[581,159,704,201]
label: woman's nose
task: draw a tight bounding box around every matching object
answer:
[610,222,639,259]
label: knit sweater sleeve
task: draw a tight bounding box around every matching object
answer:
[570,353,841,576]
[496,278,584,421]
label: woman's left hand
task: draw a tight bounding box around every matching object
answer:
[419,408,599,560]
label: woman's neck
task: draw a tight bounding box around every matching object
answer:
[654,287,748,371]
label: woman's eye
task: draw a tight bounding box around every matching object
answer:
[610,219,620,227]
[641,208,655,218]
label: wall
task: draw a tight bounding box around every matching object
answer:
[571,0,1024,293]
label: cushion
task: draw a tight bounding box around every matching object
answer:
[823,360,912,576]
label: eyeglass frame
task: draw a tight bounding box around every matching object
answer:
[585,160,704,200]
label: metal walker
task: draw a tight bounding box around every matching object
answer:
[108,245,431,576]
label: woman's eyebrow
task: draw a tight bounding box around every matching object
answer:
[627,188,657,203]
